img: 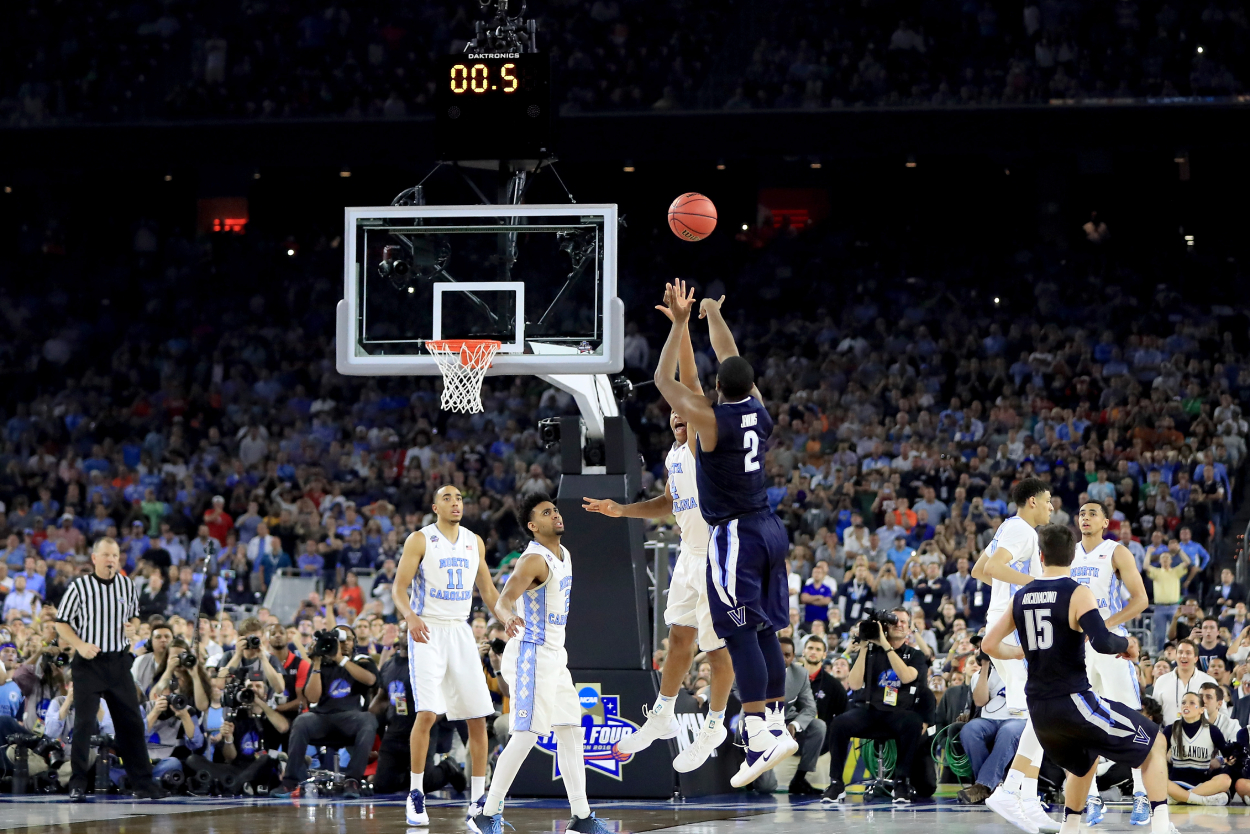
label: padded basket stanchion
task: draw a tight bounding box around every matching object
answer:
[425,339,501,413]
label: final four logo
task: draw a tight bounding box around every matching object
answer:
[534,684,640,780]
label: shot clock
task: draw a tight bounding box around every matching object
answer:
[435,52,551,160]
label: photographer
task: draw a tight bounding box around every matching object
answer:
[211,617,286,697]
[184,670,284,793]
[368,624,467,795]
[131,621,173,698]
[137,686,204,787]
[43,677,111,782]
[823,607,930,803]
[150,638,211,714]
[271,625,378,799]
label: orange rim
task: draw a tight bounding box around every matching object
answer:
[426,339,502,368]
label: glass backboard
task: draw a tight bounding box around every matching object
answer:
[336,204,622,376]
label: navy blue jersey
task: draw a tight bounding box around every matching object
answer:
[695,397,774,525]
[1013,576,1092,700]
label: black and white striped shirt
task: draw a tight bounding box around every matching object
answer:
[56,573,140,653]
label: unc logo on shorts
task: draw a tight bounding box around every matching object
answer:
[534,683,641,780]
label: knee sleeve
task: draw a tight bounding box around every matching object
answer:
[723,629,767,702]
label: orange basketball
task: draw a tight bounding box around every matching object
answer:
[668,193,717,241]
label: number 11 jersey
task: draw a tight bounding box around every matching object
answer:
[695,397,774,525]
[412,523,478,621]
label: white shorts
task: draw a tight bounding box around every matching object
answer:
[988,609,1030,715]
[408,619,494,720]
[1086,644,1142,709]
[502,639,580,736]
[664,545,724,652]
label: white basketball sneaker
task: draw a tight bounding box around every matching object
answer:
[614,705,679,756]
[729,714,798,788]
[986,785,1040,834]
[406,789,430,827]
[1019,795,1061,833]
[674,717,728,773]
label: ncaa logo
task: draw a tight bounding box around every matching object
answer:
[535,683,641,780]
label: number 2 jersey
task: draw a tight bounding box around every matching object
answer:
[513,540,572,649]
[1013,576,1092,700]
[695,397,774,525]
[411,523,478,621]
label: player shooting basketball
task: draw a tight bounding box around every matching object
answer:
[583,278,735,772]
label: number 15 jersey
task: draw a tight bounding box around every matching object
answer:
[696,397,774,525]
[412,523,478,622]
[1013,576,1092,700]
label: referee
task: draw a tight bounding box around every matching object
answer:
[55,537,168,801]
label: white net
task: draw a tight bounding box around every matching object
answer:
[426,340,501,413]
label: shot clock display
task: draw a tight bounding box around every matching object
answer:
[435,52,551,160]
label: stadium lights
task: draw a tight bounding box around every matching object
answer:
[339,169,352,178]
[994,297,1001,305]
[164,174,173,182]
[2,186,9,194]
[716,163,726,170]
[253,171,261,180]
[905,155,918,168]
[741,224,749,231]
[1197,46,1205,54]
[622,164,635,172]
[286,248,296,256]
[1185,235,1195,247]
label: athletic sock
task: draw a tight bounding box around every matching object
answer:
[1088,781,1100,800]
[654,694,676,715]
[1187,791,1204,805]
[1150,801,1171,834]
[485,732,539,816]
[1022,776,1039,799]
[1061,807,1081,834]
[1002,769,1025,794]
[1132,768,1146,795]
[706,708,726,730]
[471,776,486,800]
[411,771,423,793]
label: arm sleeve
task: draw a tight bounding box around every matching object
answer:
[1079,609,1130,656]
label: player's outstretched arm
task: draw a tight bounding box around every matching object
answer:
[699,295,763,403]
[495,552,550,637]
[583,480,674,520]
[1104,544,1150,631]
[656,285,702,396]
[982,609,1024,661]
[654,281,718,446]
[473,535,501,614]
[392,531,431,643]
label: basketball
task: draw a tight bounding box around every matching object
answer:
[668,193,717,241]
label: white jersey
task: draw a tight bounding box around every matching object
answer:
[985,516,1041,616]
[667,441,710,553]
[1170,721,1217,773]
[1071,538,1127,636]
[515,540,572,649]
[411,523,478,621]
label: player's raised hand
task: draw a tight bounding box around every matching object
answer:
[663,279,696,324]
[582,497,624,517]
[698,294,726,319]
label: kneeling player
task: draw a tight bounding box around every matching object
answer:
[984,524,1182,834]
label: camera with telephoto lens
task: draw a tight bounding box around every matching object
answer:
[857,608,900,644]
[221,681,257,724]
[178,649,198,668]
[310,629,340,659]
[7,733,66,764]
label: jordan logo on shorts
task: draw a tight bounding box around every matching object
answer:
[728,607,747,627]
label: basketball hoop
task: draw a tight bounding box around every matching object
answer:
[426,339,501,413]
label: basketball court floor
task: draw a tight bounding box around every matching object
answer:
[2,792,1246,834]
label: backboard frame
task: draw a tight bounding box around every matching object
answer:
[336,203,623,377]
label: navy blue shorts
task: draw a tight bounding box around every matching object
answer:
[704,510,789,638]
[1030,690,1159,776]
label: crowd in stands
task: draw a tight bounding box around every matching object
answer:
[5,0,1250,124]
[734,0,1250,109]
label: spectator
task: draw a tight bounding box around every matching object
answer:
[958,652,1026,804]
[800,562,834,626]
[1,576,38,622]
[1148,549,1191,651]
[1152,640,1217,724]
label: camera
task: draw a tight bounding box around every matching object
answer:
[6,733,65,763]
[222,681,257,724]
[857,608,899,644]
[489,638,507,655]
[88,733,114,748]
[241,635,262,651]
[377,244,411,280]
[52,649,71,668]
[178,649,198,668]
[310,629,340,659]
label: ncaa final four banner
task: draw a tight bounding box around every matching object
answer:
[508,669,674,798]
